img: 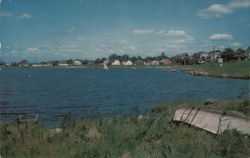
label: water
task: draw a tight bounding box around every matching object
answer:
[0,67,249,126]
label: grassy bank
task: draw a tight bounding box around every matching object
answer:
[171,61,250,79]
[0,99,249,158]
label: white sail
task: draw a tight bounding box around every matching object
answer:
[103,60,109,71]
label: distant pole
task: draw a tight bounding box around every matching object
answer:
[212,46,215,62]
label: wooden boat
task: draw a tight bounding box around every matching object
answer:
[173,106,250,135]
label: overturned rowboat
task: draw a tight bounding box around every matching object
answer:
[173,106,250,135]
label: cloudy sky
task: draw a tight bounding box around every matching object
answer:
[0,0,250,62]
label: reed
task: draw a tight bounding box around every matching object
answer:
[0,99,249,158]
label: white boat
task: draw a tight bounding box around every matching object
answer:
[103,60,109,71]
[171,69,176,72]
[173,107,250,135]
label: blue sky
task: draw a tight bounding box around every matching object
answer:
[0,0,250,62]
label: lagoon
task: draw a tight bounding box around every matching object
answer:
[0,67,249,126]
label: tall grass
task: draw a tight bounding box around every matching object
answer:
[0,99,249,158]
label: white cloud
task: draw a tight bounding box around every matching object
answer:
[166,30,186,37]
[0,0,2,5]
[217,45,226,49]
[19,13,32,19]
[133,29,188,38]
[0,11,12,17]
[118,40,129,44]
[232,42,242,46]
[27,48,39,52]
[133,29,154,35]
[154,30,166,36]
[229,0,250,9]
[66,27,75,33]
[173,37,194,44]
[209,33,233,40]
[127,45,137,51]
[0,12,32,20]
[197,0,250,19]
[207,4,232,14]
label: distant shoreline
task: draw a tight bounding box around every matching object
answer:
[1,63,249,80]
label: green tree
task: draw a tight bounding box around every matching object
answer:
[108,54,118,62]
[95,58,102,64]
[221,48,234,61]
[0,60,6,66]
[159,52,167,60]
[121,54,129,62]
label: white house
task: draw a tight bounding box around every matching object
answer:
[122,60,133,66]
[111,60,121,66]
[145,60,160,66]
[200,52,209,59]
[32,63,43,67]
[73,60,82,66]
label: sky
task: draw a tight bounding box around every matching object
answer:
[0,0,250,62]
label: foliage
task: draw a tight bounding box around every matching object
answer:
[221,48,235,62]
[0,100,249,158]
[0,60,6,66]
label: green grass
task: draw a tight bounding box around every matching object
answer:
[0,99,249,158]
[172,60,250,79]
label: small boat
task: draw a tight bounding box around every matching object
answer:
[103,60,109,71]
[171,69,176,72]
[173,106,250,135]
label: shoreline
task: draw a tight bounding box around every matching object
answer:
[178,68,250,80]
[1,64,249,80]
[170,62,250,80]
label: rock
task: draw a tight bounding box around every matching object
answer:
[222,73,229,77]
[137,115,144,120]
[205,99,218,105]
[50,128,62,136]
[203,72,209,76]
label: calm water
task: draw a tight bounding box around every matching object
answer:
[0,67,249,126]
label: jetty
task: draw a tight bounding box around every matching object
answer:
[173,106,250,135]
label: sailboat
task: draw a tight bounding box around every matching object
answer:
[103,60,109,71]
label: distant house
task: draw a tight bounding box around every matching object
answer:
[135,60,145,65]
[199,52,209,59]
[32,63,43,67]
[122,60,133,66]
[246,47,250,59]
[58,61,69,67]
[73,60,82,66]
[233,53,248,61]
[19,60,29,67]
[208,50,221,61]
[111,60,121,66]
[145,60,160,66]
[160,59,172,65]
[172,53,191,65]
[40,62,52,67]
[193,51,208,64]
